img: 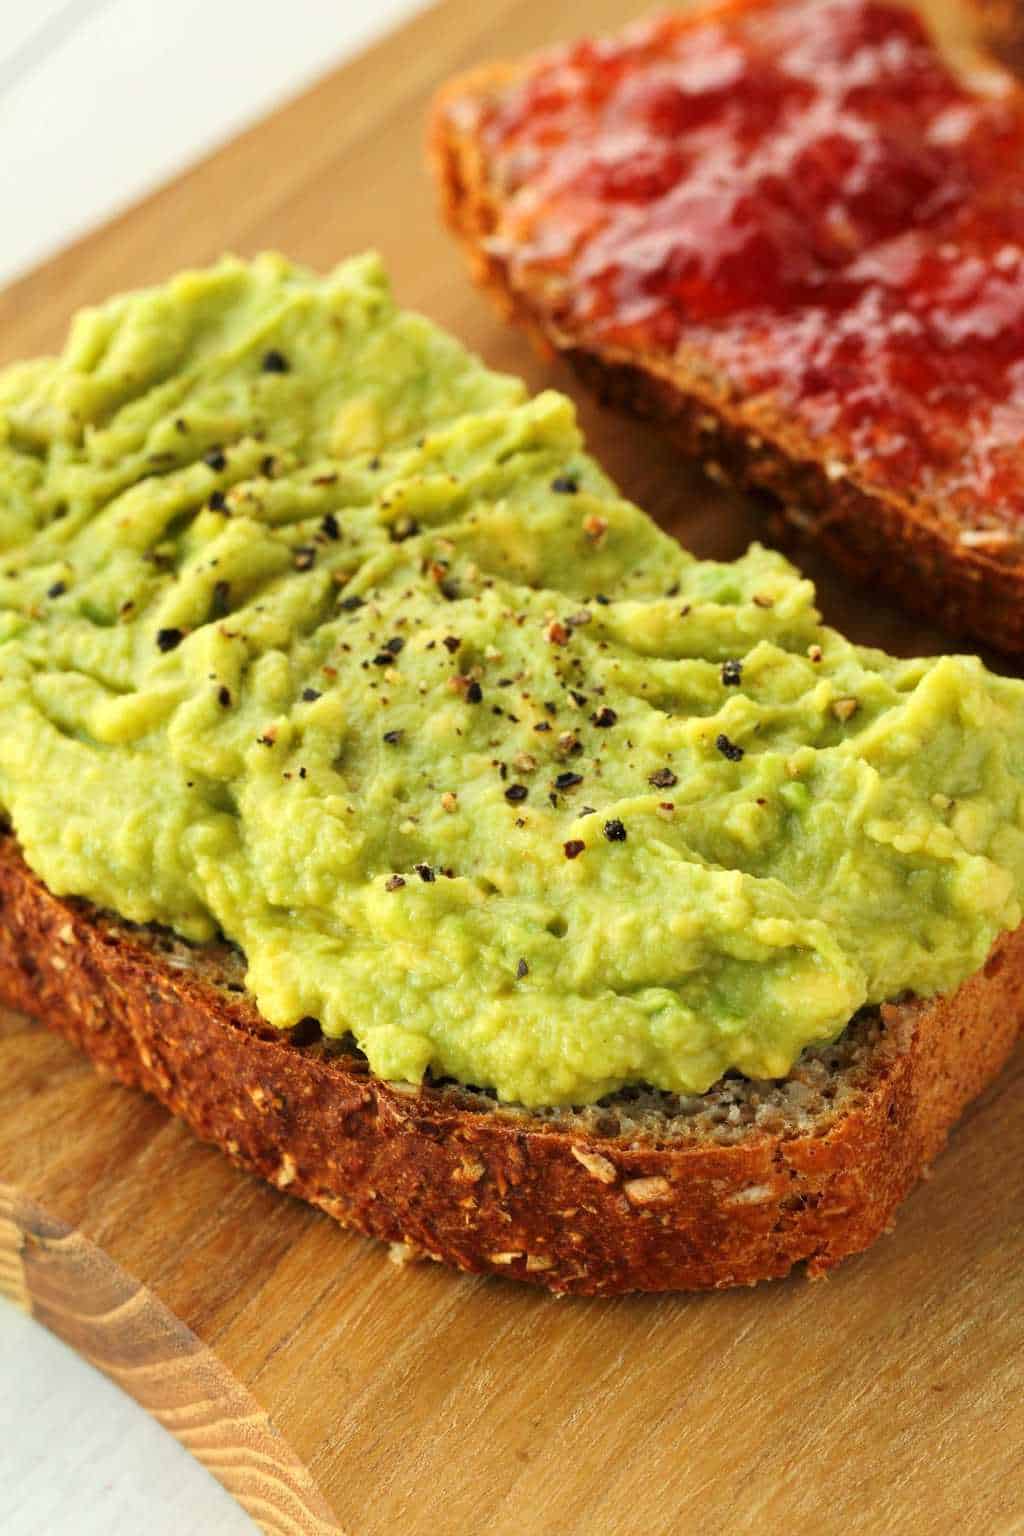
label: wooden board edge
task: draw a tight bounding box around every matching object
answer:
[0,1182,342,1536]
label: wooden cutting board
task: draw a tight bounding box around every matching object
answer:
[1,3,1022,1532]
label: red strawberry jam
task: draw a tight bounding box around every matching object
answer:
[479,0,1024,528]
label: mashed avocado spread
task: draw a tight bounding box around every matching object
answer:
[1,253,1023,1107]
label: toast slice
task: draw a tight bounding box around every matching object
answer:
[431,0,1024,652]
[3,252,1024,1298]
[4,836,1022,1296]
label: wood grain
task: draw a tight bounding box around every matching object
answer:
[0,1182,339,1535]
[1,2,1023,1533]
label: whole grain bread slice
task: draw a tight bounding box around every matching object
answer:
[429,0,1024,654]
[4,833,1021,1296]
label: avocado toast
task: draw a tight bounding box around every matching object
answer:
[1,254,1023,1294]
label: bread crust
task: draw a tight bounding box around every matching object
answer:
[968,0,1024,71]
[429,7,1024,654]
[2,837,1021,1296]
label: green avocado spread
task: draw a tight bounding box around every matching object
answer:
[1,253,1023,1106]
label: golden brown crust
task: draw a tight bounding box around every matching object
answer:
[2,836,1022,1296]
[429,9,1024,654]
[967,0,1024,71]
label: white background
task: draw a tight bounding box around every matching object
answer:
[1,2,426,1531]
[1,0,427,288]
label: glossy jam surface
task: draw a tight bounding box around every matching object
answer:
[480,0,1024,526]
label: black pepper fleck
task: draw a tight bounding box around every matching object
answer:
[721,659,743,687]
[211,580,230,619]
[465,680,483,703]
[591,706,617,727]
[551,474,579,494]
[209,490,227,512]
[716,733,745,762]
[554,771,583,791]
[563,839,586,859]
[156,627,183,653]
[603,819,627,842]
[390,518,420,543]
[383,729,404,746]
[415,863,436,883]
[386,875,406,892]
[203,447,227,471]
[649,767,678,789]
[504,784,528,804]
[516,958,529,979]
[47,581,66,599]
[339,594,365,611]
[301,688,321,702]
[217,686,232,708]
[293,546,317,571]
[321,512,340,541]
[442,635,461,654]
[262,349,289,373]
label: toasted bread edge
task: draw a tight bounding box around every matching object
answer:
[2,837,1021,1295]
